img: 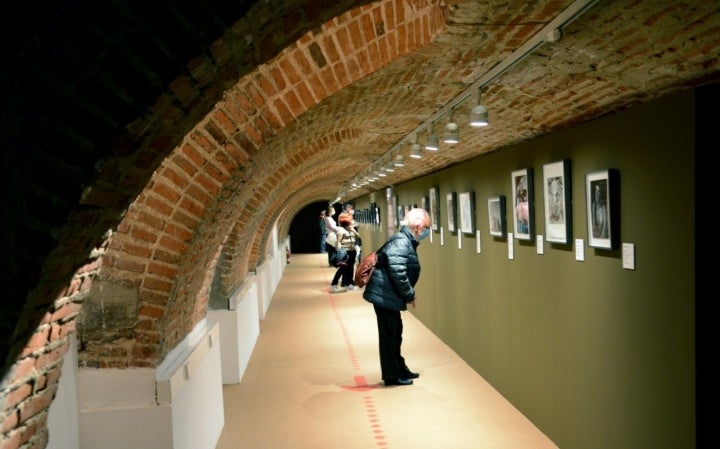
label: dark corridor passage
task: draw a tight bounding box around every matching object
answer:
[290,201,332,254]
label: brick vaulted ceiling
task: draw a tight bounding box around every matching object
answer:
[2,0,718,375]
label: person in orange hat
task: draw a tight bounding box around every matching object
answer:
[329,212,360,293]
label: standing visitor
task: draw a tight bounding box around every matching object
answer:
[324,205,339,266]
[319,209,327,253]
[362,208,430,386]
[329,213,360,293]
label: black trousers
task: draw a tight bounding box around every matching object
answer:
[331,250,357,286]
[372,304,409,381]
[326,243,335,266]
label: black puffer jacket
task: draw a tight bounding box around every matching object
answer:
[362,226,420,311]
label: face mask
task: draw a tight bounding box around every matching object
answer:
[418,227,430,241]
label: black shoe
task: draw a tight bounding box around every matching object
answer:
[384,378,413,386]
[403,371,420,379]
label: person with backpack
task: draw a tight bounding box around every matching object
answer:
[362,207,430,386]
[329,212,361,293]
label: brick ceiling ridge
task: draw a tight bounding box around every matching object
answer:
[83,0,444,368]
[2,0,719,377]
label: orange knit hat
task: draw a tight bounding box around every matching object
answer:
[338,212,352,226]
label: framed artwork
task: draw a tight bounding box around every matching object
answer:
[458,191,476,235]
[586,169,619,249]
[511,168,534,240]
[429,187,440,231]
[446,192,457,232]
[393,196,399,227]
[488,195,507,237]
[543,159,572,244]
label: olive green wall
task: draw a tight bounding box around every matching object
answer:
[354,90,695,449]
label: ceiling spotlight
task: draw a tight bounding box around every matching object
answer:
[546,28,562,43]
[425,122,439,151]
[394,155,405,167]
[470,88,489,127]
[410,143,423,159]
[386,161,395,172]
[443,109,459,144]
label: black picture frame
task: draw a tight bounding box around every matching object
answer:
[446,192,457,233]
[458,191,476,235]
[393,195,399,227]
[511,167,534,240]
[488,195,507,238]
[543,159,572,244]
[586,169,620,249]
[429,187,440,231]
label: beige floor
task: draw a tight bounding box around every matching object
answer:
[216,253,558,449]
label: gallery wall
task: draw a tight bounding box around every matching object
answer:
[353,89,696,449]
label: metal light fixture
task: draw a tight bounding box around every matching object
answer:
[470,88,489,127]
[425,122,439,151]
[394,155,405,167]
[410,143,423,159]
[385,161,395,172]
[443,108,459,144]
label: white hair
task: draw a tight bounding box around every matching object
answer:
[402,208,430,227]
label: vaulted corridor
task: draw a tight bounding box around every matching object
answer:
[215,253,557,449]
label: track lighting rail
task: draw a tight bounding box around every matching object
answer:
[340,0,601,201]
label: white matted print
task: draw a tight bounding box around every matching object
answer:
[511,168,534,240]
[429,187,440,231]
[458,191,475,235]
[487,195,507,237]
[543,159,572,244]
[586,169,619,249]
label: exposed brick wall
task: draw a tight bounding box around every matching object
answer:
[2,1,387,446]
[79,0,442,367]
[2,0,380,373]
[3,0,719,447]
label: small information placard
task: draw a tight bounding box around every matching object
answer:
[537,235,544,255]
[575,239,584,261]
[622,243,635,270]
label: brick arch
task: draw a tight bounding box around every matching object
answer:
[4,0,389,373]
[274,180,347,241]
[213,177,345,301]
[212,148,372,299]
[85,0,444,367]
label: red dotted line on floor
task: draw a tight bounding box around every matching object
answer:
[326,279,388,448]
